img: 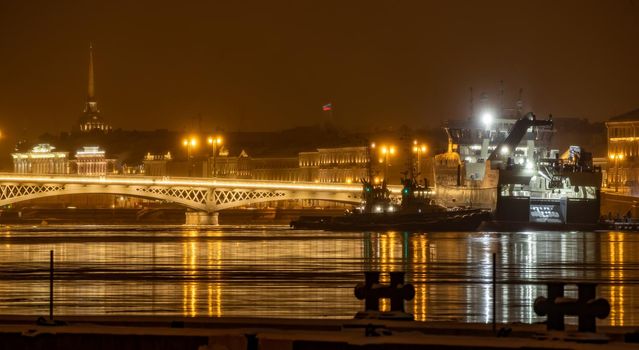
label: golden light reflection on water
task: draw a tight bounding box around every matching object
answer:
[608,232,625,326]
[378,232,393,312]
[412,234,427,321]
[207,239,222,317]
[0,228,638,324]
[183,230,200,317]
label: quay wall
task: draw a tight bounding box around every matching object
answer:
[0,316,633,350]
[600,192,639,219]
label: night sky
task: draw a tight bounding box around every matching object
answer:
[1,0,638,140]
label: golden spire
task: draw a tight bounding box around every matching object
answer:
[88,42,95,101]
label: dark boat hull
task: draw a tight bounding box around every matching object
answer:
[290,210,491,232]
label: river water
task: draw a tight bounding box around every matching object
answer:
[0,226,636,325]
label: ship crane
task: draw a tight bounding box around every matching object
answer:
[487,112,553,163]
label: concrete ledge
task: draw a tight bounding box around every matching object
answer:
[0,316,634,349]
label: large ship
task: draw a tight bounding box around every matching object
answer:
[435,110,603,231]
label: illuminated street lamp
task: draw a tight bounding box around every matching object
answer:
[609,153,625,192]
[412,140,428,175]
[378,144,396,182]
[182,136,198,159]
[182,136,198,176]
[207,135,224,177]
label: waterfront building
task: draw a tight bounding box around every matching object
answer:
[298,151,320,182]
[251,157,301,181]
[143,152,172,176]
[75,146,110,175]
[605,108,639,193]
[142,145,392,184]
[11,144,70,174]
[78,44,112,133]
[213,151,252,179]
[304,147,369,183]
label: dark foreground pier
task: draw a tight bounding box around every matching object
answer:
[0,315,637,350]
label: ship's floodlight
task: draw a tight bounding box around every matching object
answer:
[481,112,494,128]
[500,145,509,155]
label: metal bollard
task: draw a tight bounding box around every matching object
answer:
[354,271,415,319]
[534,282,610,333]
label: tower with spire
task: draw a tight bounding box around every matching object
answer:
[78,43,111,133]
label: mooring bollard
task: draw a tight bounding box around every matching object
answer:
[354,271,415,320]
[534,282,610,333]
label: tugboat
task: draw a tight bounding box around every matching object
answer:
[291,148,490,231]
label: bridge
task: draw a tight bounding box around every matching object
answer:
[0,173,402,224]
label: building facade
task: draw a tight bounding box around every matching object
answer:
[605,109,639,193]
[12,144,70,174]
[75,146,109,175]
[139,145,408,187]
[304,147,369,183]
[143,152,172,176]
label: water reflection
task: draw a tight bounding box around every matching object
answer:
[0,227,638,324]
[606,232,625,326]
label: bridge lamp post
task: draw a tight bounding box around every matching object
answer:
[183,137,198,176]
[207,136,223,178]
[412,141,428,177]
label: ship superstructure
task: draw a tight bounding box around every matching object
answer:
[435,106,602,226]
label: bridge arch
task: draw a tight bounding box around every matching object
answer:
[0,182,362,212]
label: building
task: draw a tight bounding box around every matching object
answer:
[213,151,252,179]
[75,146,109,175]
[605,108,639,193]
[299,147,369,183]
[143,152,172,176]
[251,157,301,181]
[78,44,112,133]
[12,144,70,174]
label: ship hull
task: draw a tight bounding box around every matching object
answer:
[290,209,490,232]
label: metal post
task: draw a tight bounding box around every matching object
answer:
[492,252,496,333]
[547,282,565,331]
[389,272,405,312]
[577,283,597,333]
[615,156,619,193]
[384,153,388,182]
[213,143,217,178]
[416,149,421,176]
[364,271,380,311]
[187,144,192,177]
[49,250,54,321]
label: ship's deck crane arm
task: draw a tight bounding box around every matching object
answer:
[487,112,553,161]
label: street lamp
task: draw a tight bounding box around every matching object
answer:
[182,136,198,176]
[412,140,428,176]
[208,135,223,177]
[378,144,395,182]
[609,153,625,192]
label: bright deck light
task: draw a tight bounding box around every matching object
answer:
[481,112,494,128]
